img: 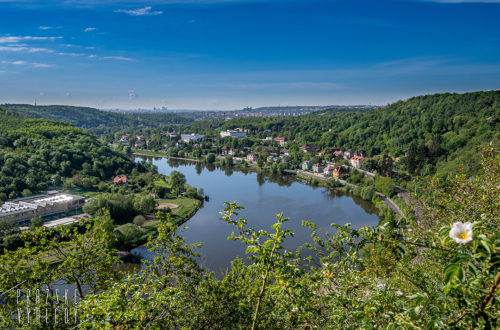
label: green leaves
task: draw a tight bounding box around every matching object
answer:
[444,262,465,284]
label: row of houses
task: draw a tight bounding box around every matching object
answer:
[302,161,348,179]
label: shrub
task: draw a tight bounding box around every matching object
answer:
[133,215,146,226]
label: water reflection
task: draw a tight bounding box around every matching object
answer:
[133,156,380,272]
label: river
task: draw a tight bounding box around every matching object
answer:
[132,157,381,273]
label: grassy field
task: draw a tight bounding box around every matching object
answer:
[158,197,201,225]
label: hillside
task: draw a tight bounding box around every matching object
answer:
[318,90,499,175]
[0,108,134,200]
[1,104,192,130]
[219,90,499,177]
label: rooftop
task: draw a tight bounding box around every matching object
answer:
[0,194,76,215]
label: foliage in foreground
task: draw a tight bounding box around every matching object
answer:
[1,150,498,329]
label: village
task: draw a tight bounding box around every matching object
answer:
[118,127,398,184]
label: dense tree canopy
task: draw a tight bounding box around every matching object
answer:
[0,109,134,198]
[1,104,192,134]
[206,91,499,176]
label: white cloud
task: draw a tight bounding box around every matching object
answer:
[57,52,86,56]
[1,60,54,68]
[0,36,62,43]
[84,27,97,32]
[39,26,52,30]
[0,45,54,53]
[103,56,134,61]
[32,63,54,68]
[85,46,96,50]
[114,6,163,16]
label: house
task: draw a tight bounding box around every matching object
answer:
[349,155,364,169]
[323,165,335,175]
[312,163,323,173]
[299,144,318,154]
[273,137,287,147]
[317,150,327,157]
[181,133,204,143]
[246,154,258,162]
[333,166,347,179]
[302,160,313,170]
[167,131,178,138]
[333,150,343,157]
[228,148,237,156]
[343,149,354,159]
[113,174,128,186]
[119,134,129,144]
[221,146,229,155]
[220,130,247,138]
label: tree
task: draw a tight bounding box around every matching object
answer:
[21,189,32,197]
[206,153,216,163]
[374,176,394,196]
[133,215,146,226]
[133,195,156,215]
[169,170,186,194]
[29,216,44,230]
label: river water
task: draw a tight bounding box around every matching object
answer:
[132,157,380,272]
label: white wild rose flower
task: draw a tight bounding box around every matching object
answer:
[449,222,473,244]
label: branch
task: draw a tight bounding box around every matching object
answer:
[475,271,500,321]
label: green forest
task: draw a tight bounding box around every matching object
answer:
[0,108,134,200]
[0,149,497,329]
[0,91,498,328]
[2,104,192,133]
[215,91,499,177]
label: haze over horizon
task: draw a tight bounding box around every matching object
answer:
[1,0,499,110]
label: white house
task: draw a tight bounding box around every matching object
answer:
[181,134,204,143]
[220,130,247,138]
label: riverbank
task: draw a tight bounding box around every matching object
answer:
[133,152,406,220]
[289,169,405,220]
[132,150,200,162]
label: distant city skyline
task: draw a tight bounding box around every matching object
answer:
[0,0,499,110]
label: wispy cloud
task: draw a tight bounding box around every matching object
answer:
[38,26,52,30]
[0,36,62,43]
[84,27,96,32]
[57,52,86,57]
[0,45,54,53]
[1,60,54,68]
[114,6,163,16]
[103,56,134,61]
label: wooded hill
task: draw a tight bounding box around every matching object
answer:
[1,104,192,131]
[221,90,499,177]
[0,108,134,200]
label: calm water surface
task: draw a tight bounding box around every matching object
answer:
[133,157,380,272]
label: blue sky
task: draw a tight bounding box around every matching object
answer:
[0,0,499,110]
